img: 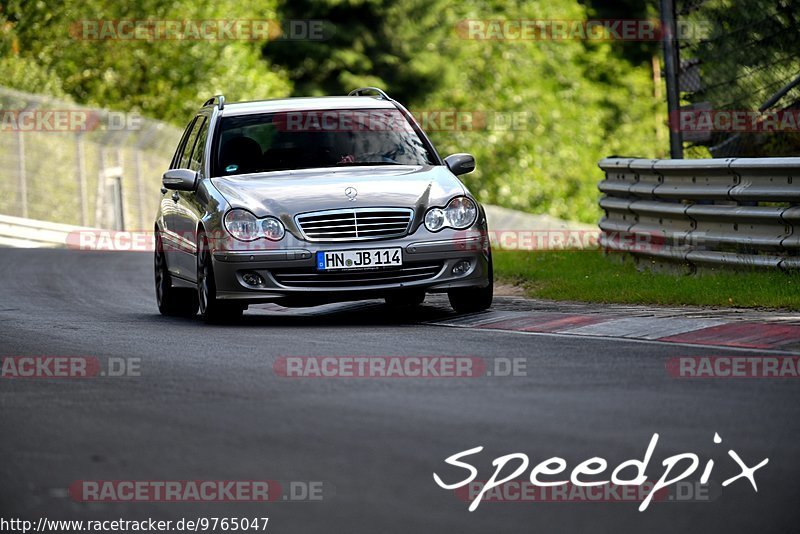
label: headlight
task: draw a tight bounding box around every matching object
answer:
[446,196,478,229]
[424,197,478,232]
[224,209,260,241]
[224,209,285,242]
[424,208,446,232]
[261,217,285,241]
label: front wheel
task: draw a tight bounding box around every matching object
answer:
[447,254,493,314]
[155,232,198,317]
[197,233,244,324]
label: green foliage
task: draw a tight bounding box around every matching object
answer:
[392,1,662,222]
[267,0,664,222]
[262,0,442,104]
[0,0,291,123]
[0,56,67,96]
[0,0,665,223]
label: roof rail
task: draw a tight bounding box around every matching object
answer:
[203,95,225,110]
[348,87,390,100]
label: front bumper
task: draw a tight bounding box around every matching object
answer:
[211,231,490,304]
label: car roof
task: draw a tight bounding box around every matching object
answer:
[215,96,398,116]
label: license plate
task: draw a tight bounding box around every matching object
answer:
[316,248,402,270]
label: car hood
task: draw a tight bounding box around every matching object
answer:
[210,165,468,220]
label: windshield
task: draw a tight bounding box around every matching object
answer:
[213,108,436,176]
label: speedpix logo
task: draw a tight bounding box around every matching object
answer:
[434,433,768,512]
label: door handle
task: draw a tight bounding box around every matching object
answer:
[172,192,180,202]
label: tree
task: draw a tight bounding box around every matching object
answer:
[0,0,291,122]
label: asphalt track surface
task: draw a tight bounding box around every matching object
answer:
[0,248,798,533]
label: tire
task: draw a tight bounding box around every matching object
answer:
[154,232,198,317]
[197,232,244,324]
[447,253,493,314]
[385,290,425,309]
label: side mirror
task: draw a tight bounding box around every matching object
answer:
[162,169,198,191]
[444,153,476,176]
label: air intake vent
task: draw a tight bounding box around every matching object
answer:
[271,262,443,288]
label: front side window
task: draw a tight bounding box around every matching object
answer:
[188,118,209,172]
[171,117,197,169]
[179,116,204,169]
[213,108,436,177]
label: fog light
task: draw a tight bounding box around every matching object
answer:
[242,271,265,287]
[452,260,471,276]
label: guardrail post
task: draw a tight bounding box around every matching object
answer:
[660,0,683,159]
[75,133,88,226]
[133,150,144,230]
[110,174,125,231]
[96,165,125,230]
[16,128,28,218]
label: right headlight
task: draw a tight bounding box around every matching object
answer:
[224,209,285,242]
[261,217,286,241]
[424,196,478,232]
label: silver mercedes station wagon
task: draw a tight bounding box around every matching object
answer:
[155,87,492,322]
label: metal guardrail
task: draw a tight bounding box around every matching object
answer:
[0,86,180,230]
[0,214,97,248]
[598,157,800,271]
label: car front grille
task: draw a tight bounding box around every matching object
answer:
[295,208,413,242]
[270,261,443,288]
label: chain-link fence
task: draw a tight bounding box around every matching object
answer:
[0,86,180,229]
[673,0,800,158]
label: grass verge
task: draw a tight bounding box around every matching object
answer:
[493,250,799,310]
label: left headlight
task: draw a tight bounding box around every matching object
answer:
[424,196,478,232]
[224,209,285,242]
